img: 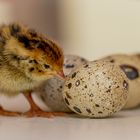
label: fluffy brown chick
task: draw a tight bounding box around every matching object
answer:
[0,23,65,117]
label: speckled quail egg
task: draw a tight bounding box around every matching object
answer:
[135,53,140,62]
[103,54,140,109]
[63,60,129,118]
[36,55,88,112]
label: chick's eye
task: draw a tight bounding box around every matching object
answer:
[44,64,50,69]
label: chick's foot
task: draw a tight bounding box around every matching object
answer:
[23,92,65,118]
[0,106,21,117]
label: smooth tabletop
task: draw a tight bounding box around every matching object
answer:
[0,109,140,140]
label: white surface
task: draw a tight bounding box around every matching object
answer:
[0,109,140,140]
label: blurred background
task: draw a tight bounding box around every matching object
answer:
[0,0,140,111]
[1,0,140,61]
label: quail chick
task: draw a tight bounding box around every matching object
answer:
[0,23,65,117]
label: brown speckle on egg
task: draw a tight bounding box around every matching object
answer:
[81,58,87,62]
[95,104,100,107]
[68,83,72,89]
[73,106,82,114]
[120,65,139,80]
[106,89,111,93]
[72,72,77,78]
[98,111,103,114]
[75,80,80,87]
[86,108,92,114]
[123,80,129,90]
[66,92,72,99]
[84,64,89,68]
[65,64,75,68]
[89,94,93,97]
[64,98,70,105]
[84,85,87,88]
[110,59,115,63]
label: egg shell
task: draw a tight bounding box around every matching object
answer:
[36,55,88,112]
[63,60,129,118]
[37,78,70,112]
[103,54,140,109]
[63,55,88,75]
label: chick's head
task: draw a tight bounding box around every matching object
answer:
[0,23,64,81]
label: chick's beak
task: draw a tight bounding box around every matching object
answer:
[56,70,65,79]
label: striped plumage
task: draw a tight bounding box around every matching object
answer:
[0,23,64,117]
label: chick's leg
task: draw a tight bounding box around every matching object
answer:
[0,106,21,116]
[23,92,65,117]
